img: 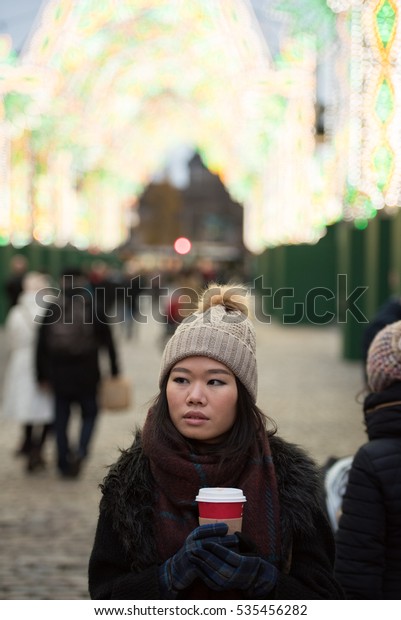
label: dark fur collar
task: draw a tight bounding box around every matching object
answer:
[99,431,323,570]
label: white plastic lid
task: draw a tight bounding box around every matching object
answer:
[195,487,246,503]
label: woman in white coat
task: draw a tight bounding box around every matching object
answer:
[2,271,54,472]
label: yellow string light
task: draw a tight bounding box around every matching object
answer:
[1,0,342,251]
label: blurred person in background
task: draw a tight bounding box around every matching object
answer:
[335,320,401,599]
[5,254,29,309]
[160,267,201,348]
[88,260,118,319]
[2,271,54,472]
[121,259,142,340]
[36,267,120,479]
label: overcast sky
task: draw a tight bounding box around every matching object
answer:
[0,0,48,53]
[1,0,282,55]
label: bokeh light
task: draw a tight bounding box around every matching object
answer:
[173,237,192,255]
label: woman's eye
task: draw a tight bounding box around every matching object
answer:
[208,379,225,386]
[173,377,187,384]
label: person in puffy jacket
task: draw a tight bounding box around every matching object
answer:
[88,283,344,600]
[335,320,401,599]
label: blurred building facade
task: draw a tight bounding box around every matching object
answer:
[126,153,245,264]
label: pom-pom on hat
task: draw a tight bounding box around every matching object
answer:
[159,283,257,402]
[366,320,401,392]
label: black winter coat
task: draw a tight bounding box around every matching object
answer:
[334,382,401,599]
[36,289,119,398]
[88,433,344,600]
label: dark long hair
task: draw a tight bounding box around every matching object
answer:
[147,375,277,463]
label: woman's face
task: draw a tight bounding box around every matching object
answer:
[166,356,238,444]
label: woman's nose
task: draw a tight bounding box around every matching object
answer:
[186,383,206,404]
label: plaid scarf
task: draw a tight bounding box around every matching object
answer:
[141,411,282,571]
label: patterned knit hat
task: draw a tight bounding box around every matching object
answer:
[159,283,257,401]
[366,320,401,392]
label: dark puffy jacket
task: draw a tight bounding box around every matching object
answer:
[334,383,401,599]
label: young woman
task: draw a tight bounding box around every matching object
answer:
[88,283,344,600]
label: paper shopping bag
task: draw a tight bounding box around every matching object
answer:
[100,376,132,412]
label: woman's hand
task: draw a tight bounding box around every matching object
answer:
[158,523,237,597]
[191,541,278,596]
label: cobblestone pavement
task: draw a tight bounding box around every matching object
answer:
[0,312,366,600]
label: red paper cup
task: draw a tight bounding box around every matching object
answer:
[196,487,246,533]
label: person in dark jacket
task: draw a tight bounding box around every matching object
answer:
[5,253,28,309]
[36,267,119,478]
[335,320,401,599]
[88,283,344,600]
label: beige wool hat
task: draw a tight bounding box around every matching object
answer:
[367,320,401,392]
[159,283,257,402]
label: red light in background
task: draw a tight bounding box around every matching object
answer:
[174,237,192,255]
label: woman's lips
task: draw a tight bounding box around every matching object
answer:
[183,411,209,425]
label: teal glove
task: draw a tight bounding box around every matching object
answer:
[158,523,238,598]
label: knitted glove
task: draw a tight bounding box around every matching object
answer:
[158,523,238,598]
[236,532,259,556]
[191,541,278,597]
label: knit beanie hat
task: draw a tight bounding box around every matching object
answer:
[159,283,257,401]
[366,320,401,392]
